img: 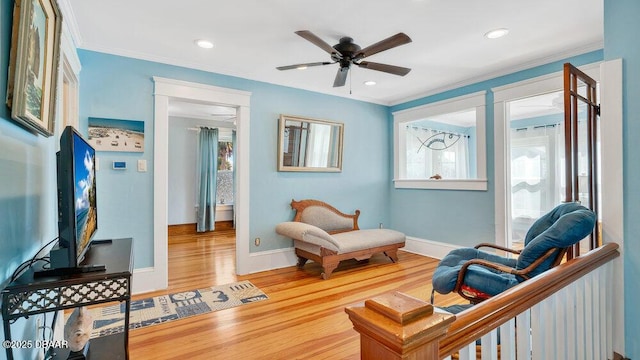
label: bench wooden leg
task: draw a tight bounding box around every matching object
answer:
[321,261,340,280]
[384,249,399,263]
[297,256,309,268]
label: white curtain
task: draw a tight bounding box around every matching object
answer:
[306,123,331,167]
[405,126,470,179]
[510,124,565,240]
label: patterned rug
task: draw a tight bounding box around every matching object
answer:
[86,280,268,338]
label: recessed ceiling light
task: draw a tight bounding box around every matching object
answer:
[484,28,509,39]
[195,39,214,49]
[364,80,377,86]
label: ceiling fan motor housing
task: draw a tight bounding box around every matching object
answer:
[333,37,362,68]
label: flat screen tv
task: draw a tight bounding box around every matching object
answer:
[38,126,103,276]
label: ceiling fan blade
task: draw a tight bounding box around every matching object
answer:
[295,30,339,56]
[356,33,412,59]
[333,68,349,87]
[357,61,411,76]
[276,61,333,71]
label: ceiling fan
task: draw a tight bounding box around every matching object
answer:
[277,30,412,87]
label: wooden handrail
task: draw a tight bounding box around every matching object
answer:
[438,242,619,358]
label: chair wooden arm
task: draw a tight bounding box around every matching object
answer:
[454,259,518,294]
[454,247,567,297]
[474,242,521,255]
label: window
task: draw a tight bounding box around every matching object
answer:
[393,91,487,190]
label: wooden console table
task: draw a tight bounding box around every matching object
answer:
[2,238,133,360]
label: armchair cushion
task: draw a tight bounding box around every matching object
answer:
[431,202,596,301]
[516,202,596,278]
[432,248,518,295]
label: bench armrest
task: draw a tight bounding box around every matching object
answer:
[276,222,341,251]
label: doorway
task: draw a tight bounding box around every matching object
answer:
[492,63,601,251]
[148,77,251,292]
[167,101,237,232]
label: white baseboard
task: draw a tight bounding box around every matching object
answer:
[247,247,298,273]
[132,239,457,294]
[132,266,167,295]
[402,236,462,260]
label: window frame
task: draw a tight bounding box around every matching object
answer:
[392,91,488,190]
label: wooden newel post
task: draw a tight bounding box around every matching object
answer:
[345,292,455,360]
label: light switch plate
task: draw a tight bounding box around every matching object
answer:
[138,159,147,172]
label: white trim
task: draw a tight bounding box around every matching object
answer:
[393,91,488,191]
[492,59,624,353]
[393,178,488,191]
[390,42,603,106]
[401,236,462,260]
[492,62,601,249]
[392,91,487,120]
[243,239,461,273]
[247,248,299,274]
[492,62,601,102]
[131,267,161,294]
[152,78,252,292]
[56,0,84,48]
[599,59,624,355]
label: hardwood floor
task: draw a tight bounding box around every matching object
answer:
[129,230,464,359]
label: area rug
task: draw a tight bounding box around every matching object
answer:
[85,280,268,338]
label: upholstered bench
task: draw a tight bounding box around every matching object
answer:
[276,199,406,279]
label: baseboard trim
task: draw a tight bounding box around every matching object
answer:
[247,247,298,274]
[132,237,458,294]
[402,236,462,260]
[132,267,167,295]
[168,221,234,237]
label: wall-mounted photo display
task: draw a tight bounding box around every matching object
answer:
[88,117,145,152]
[6,0,62,136]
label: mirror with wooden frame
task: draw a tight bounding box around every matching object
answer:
[277,114,344,172]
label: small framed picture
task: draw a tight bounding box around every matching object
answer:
[6,0,62,137]
[88,117,145,153]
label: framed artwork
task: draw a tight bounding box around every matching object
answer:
[6,0,62,137]
[88,117,145,152]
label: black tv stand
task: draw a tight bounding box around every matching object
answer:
[33,263,106,278]
[2,238,133,360]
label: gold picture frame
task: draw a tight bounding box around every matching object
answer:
[277,114,344,172]
[6,0,62,137]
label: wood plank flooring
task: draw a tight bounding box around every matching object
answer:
[129,230,464,359]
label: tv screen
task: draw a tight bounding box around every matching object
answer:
[52,126,98,270]
[72,130,98,262]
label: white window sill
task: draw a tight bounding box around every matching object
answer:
[393,178,488,191]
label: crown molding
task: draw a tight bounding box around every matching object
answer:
[56,0,84,47]
[388,40,604,106]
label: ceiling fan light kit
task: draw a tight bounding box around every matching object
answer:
[277,30,412,87]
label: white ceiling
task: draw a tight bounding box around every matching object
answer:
[65,0,603,106]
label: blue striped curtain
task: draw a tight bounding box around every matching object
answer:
[196,128,218,232]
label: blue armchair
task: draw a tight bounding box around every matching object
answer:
[432,202,596,303]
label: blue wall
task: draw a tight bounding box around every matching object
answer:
[0,0,58,358]
[604,0,640,357]
[77,50,391,267]
[388,51,603,247]
[2,0,637,356]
